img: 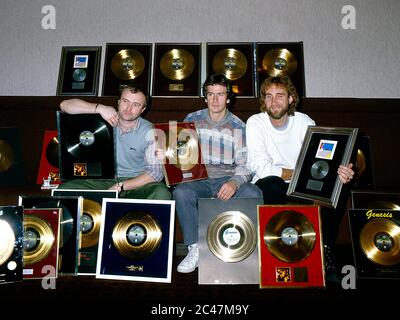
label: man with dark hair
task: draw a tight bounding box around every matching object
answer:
[173,74,262,273]
[58,86,171,200]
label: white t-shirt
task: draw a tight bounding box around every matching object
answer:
[246,111,315,183]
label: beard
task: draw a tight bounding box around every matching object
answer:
[266,105,288,120]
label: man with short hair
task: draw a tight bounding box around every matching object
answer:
[173,74,262,273]
[58,86,171,200]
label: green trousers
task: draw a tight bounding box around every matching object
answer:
[58,179,171,200]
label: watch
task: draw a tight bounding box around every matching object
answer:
[118,182,124,192]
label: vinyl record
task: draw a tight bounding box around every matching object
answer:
[111,49,145,80]
[46,136,59,168]
[262,48,297,77]
[112,211,162,260]
[264,210,316,263]
[23,215,55,266]
[0,219,16,266]
[310,160,329,180]
[65,117,112,161]
[165,126,199,171]
[355,148,367,178]
[206,211,257,263]
[160,49,195,81]
[81,199,102,248]
[72,68,87,82]
[0,140,14,173]
[212,48,247,81]
[360,218,400,266]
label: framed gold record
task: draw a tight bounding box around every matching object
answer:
[256,42,305,108]
[102,43,152,96]
[23,208,61,279]
[207,42,255,97]
[152,43,201,97]
[96,199,175,283]
[198,197,263,285]
[257,205,325,288]
[51,189,118,275]
[348,209,400,279]
[154,121,208,185]
[0,206,23,284]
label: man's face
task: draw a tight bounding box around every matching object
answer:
[118,89,146,121]
[205,84,229,115]
[263,84,293,120]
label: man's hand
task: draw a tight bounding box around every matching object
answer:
[97,104,119,127]
[338,163,354,184]
[217,181,237,200]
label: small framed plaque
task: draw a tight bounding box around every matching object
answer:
[152,43,201,97]
[56,46,101,96]
[287,126,358,208]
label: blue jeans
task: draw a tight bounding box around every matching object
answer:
[173,176,262,245]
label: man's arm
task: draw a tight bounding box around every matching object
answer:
[60,99,119,127]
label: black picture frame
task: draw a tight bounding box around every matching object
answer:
[152,43,201,97]
[206,42,255,97]
[102,43,152,97]
[287,126,358,208]
[56,46,101,96]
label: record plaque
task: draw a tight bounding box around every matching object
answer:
[0,206,23,284]
[56,112,116,181]
[56,46,101,96]
[102,43,152,96]
[348,209,400,279]
[153,121,208,186]
[198,197,263,285]
[19,196,82,275]
[52,189,118,274]
[96,199,175,283]
[36,130,61,186]
[152,43,201,96]
[207,42,255,97]
[353,136,375,190]
[287,126,358,208]
[258,205,325,288]
[256,42,305,107]
[0,127,24,187]
[23,208,61,279]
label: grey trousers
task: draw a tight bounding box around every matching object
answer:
[173,176,262,245]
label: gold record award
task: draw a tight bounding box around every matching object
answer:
[23,215,55,266]
[262,48,297,77]
[264,210,316,263]
[0,140,14,173]
[112,211,162,260]
[81,199,102,248]
[0,219,16,266]
[160,49,195,81]
[359,218,400,266]
[165,126,199,171]
[111,49,145,80]
[206,211,257,263]
[212,48,248,81]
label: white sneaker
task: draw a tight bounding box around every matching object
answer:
[177,244,199,273]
